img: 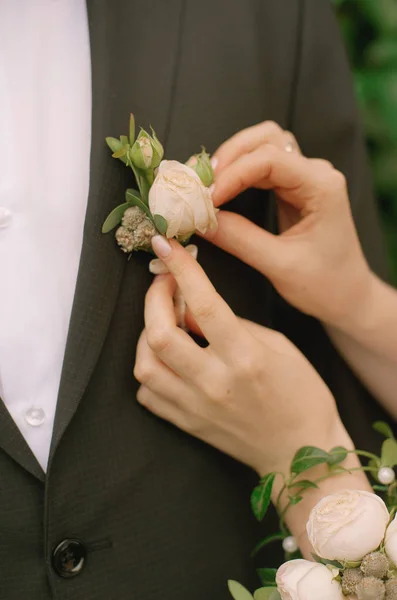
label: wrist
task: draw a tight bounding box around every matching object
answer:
[324,270,379,334]
[269,421,372,558]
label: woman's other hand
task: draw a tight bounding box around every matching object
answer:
[206,121,373,330]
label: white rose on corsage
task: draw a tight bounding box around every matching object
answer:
[149,160,218,240]
[276,559,343,600]
[306,490,389,562]
[385,515,397,566]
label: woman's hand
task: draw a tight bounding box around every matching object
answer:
[206,121,373,330]
[134,236,349,478]
[135,237,371,558]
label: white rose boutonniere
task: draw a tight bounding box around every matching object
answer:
[102,114,218,327]
[102,114,217,253]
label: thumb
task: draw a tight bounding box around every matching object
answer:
[201,210,291,280]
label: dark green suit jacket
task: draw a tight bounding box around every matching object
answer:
[0,1,390,598]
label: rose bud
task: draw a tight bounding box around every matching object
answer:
[129,128,164,170]
[186,147,214,187]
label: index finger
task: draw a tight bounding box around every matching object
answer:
[212,143,322,209]
[213,121,287,172]
[150,236,249,356]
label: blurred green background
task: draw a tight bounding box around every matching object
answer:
[335,0,397,282]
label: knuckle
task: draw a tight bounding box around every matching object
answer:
[321,169,347,196]
[312,158,334,170]
[235,354,261,379]
[133,361,153,385]
[263,120,282,136]
[203,373,233,405]
[136,386,149,406]
[260,143,279,163]
[146,327,172,354]
[194,299,216,322]
[271,330,288,346]
[331,169,347,190]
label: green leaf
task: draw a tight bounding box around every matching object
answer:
[125,188,141,200]
[153,214,168,236]
[328,464,350,473]
[125,189,152,219]
[311,553,343,569]
[374,421,395,439]
[102,202,131,234]
[328,446,348,465]
[112,147,128,159]
[250,473,276,521]
[288,480,319,490]
[254,588,281,600]
[105,136,123,153]
[345,561,361,569]
[291,447,330,475]
[369,457,381,471]
[129,113,135,145]
[251,533,285,558]
[311,553,323,564]
[105,136,127,165]
[289,495,303,505]
[257,568,277,586]
[120,135,129,146]
[227,580,254,600]
[373,484,389,492]
[381,438,397,467]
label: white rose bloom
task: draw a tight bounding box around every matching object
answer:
[307,490,389,562]
[149,160,218,239]
[276,559,343,600]
[385,514,397,566]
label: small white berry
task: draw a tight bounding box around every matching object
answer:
[378,467,396,485]
[282,536,298,553]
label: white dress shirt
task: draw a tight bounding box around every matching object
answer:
[0,0,92,471]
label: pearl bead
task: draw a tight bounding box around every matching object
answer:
[378,467,395,485]
[282,536,298,553]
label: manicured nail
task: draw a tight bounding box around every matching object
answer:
[149,258,169,274]
[151,235,172,258]
[210,156,218,170]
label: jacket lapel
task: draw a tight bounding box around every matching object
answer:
[49,0,186,463]
[0,402,45,481]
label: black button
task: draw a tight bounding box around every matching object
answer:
[52,539,86,578]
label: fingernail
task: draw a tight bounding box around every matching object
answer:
[210,156,218,170]
[209,183,215,195]
[151,235,172,258]
[149,258,169,274]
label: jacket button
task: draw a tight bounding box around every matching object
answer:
[52,539,87,578]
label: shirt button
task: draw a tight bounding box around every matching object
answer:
[0,207,12,228]
[25,407,46,427]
